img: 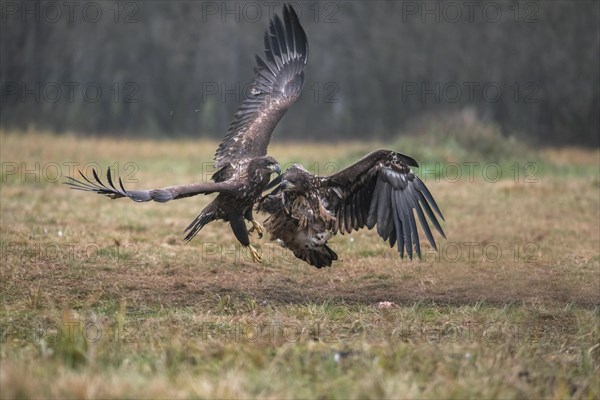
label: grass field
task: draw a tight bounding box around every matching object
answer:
[1,131,599,399]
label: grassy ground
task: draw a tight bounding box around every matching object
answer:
[1,131,599,399]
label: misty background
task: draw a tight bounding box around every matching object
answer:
[1,0,598,146]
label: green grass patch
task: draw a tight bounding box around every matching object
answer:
[1,131,598,398]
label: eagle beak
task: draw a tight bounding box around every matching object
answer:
[269,163,282,175]
[280,179,294,190]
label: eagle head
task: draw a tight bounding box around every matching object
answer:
[250,156,281,180]
[280,164,312,193]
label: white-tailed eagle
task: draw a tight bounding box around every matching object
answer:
[66,5,308,261]
[258,150,446,268]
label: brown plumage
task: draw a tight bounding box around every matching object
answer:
[258,150,446,268]
[214,4,307,169]
[66,5,308,260]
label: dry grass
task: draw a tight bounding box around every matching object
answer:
[1,131,599,399]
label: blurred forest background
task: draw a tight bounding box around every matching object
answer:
[1,0,598,146]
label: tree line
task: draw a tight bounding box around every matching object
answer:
[1,0,598,146]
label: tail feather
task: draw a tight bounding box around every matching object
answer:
[184,204,216,242]
[294,244,338,269]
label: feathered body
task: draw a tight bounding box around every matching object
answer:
[259,168,338,267]
[184,157,281,245]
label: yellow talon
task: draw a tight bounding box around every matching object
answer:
[248,220,264,239]
[249,244,262,262]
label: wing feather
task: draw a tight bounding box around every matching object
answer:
[320,149,445,259]
[412,188,437,251]
[214,5,308,168]
[65,168,238,203]
[390,189,404,257]
[398,188,417,258]
[376,181,392,241]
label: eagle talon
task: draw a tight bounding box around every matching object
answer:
[249,244,262,262]
[248,220,264,239]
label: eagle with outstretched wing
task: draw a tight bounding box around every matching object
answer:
[258,150,446,267]
[66,5,308,261]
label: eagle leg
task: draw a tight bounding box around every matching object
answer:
[248,220,264,239]
[249,244,262,262]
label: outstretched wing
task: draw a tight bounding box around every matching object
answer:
[65,168,239,203]
[214,4,308,168]
[320,150,446,259]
